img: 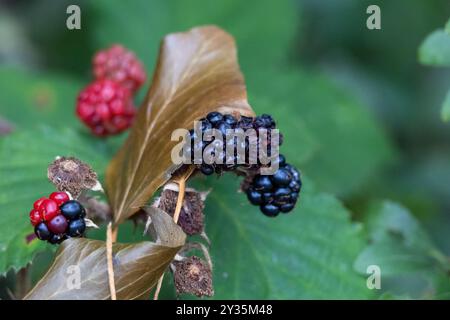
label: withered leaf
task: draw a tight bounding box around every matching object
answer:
[106,25,255,225]
[24,210,185,300]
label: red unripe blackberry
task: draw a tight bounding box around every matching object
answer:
[76,79,136,136]
[47,215,69,234]
[33,197,46,210]
[39,199,59,221]
[93,44,146,93]
[49,191,70,206]
[29,209,42,226]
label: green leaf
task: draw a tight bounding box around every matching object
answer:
[249,69,393,196]
[89,0,297,73]
[354,201,450,298]
[441,89,450,122]
[0,67,83,129]
[419,30,450,67]
[445,18,450,35]
[0,127,115,274]
[176,175,372,299]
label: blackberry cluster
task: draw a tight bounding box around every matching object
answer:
[245,157,301,216]
[76,44,146,137]
[187,112,281,175]
[30,192,86,244]
[188,111,301,216]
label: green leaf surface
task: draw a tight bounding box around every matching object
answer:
[248,69,393,196]
[441,89,450,122]
[354,201,450,298]
[0,127,114,274]
[0,67,83,129]
[165,175,372,299]
[419,29,450,67]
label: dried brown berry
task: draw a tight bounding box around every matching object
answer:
[173,256,214,297]
[157,185,205,236]
[47,156,99,198]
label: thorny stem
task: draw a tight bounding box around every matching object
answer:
[107,223,117,300]
[153,178,186,300]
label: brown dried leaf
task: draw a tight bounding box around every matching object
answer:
[24,210,185,300]
[106,25,255,225]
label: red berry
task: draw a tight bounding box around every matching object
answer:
[29,209,42,226]
[33,197,47,210]
[49,191,70,206]
[76,79,136,136]
[39,199,59,221]
[47,215,68,234]
[93,44,146,93]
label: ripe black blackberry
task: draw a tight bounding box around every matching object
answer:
[245,157,301,217]
[187,112,282,175]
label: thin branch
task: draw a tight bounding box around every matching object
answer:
[173,178,186,223]
[154,178,186,300]
[107,222,117,300]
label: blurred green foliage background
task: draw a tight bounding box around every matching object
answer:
[0,0,449,300]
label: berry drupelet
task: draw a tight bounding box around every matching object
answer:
[76,79,136,136]
[245,160,302,217]
[29,192,86,244]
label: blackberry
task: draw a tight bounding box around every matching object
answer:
[188,111,282,175]
[28,193,87,244]
[244,156,301,216]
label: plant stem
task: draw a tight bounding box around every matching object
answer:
[153,178,186,300]
[107,222,117,300]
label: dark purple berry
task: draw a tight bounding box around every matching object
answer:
[280,203,295,213]
[48,233,66,244]
[68,219,86,237]
[274,187,291,202]
[206,112,223,125]
[271,168,292,186]
[247,189,263,205]
[262,192,274,203]
[201,120,212,131]
[60,200,84,220]
[253,175,273,192]
[261,204,279,217]
[200,164,214,175]
[223,114,237,126]
[289,180,301,192]
[217,122,231,135]
[47,215,69,234]
[34,222,52,241]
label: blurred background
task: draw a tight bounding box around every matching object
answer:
[0,0,449,299]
